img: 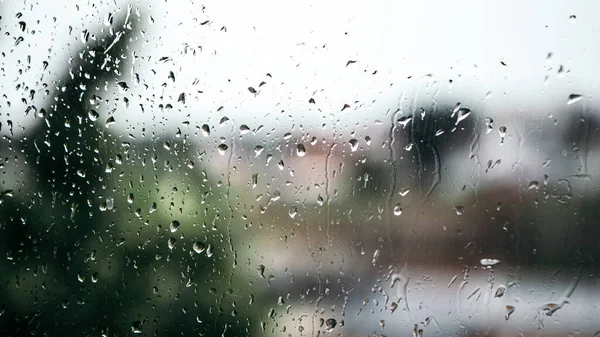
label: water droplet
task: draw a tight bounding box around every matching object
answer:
[453,206,465,215]
[557,65,565,77]
[567,94,583,105]
[91,272,99,283]
[170,220,180,233]
[105,197,115,211]
[569,14,577,23]
[105,116,116,127]
[499,126,507,144]
[455,108,471,125]
[349,139,359,152]
[484,117,494,134]
[325,318,337,332]
[505,305,515,320]
[393,204,402,216]
[317,195,324,206]
[257,264,265,278]
[88,110,99,121]
[168,237,176,250]
[296,144,306,157]
[372,249,380,265]
[131,321,142,334]
[193,241,206,254]
[117,81,129,91]
[13,36,24,46]
[252,173,259,188]
[288,206,298,219]
[201,124,210,136]
[495,285,506,298]
[480,258,501,267]
[220,116,229,126]
[206,244,213,257]
[277,160,285,170]
[527,181,540,190]
[217,144,228,155]
[447,275,458,288]
[239,124,250,134]
[254,145,264,157]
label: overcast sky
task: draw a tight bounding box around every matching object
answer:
[1,0,599,137]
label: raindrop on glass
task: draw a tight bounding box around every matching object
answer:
[296,144,306,157]
[193,241,206,254]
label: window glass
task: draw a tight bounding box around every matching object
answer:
[1,1,599,336]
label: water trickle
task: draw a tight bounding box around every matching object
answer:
[372,249,380,265]
[397,116,412,129]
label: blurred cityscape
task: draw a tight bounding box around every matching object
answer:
[1,1,600,336]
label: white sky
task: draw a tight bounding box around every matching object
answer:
[1,0,599,137]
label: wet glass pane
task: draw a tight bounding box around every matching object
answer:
[1,1,600,336]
